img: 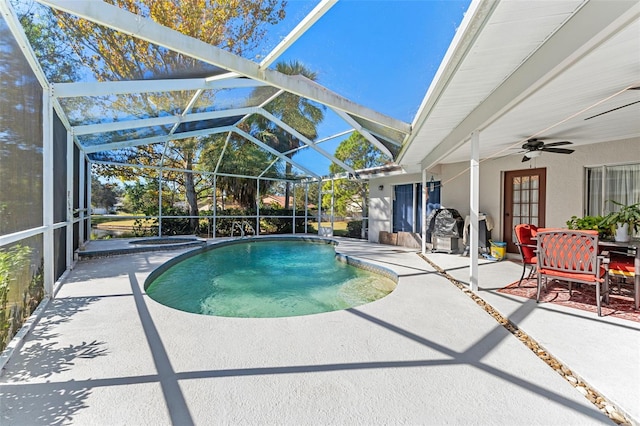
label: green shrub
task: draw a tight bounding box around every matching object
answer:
[0,245,43,352]
[142,206,192,236]
[566,215,611,238]
[346,220,363,238]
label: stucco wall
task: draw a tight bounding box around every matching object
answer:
[369,172,426,243]
[440,137,639,241]
[368,137,639,243]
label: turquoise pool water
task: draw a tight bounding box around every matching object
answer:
[146,239,396,318]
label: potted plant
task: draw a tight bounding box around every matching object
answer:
[599,201,640,242]
[566,215,611,239]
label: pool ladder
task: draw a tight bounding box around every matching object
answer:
[231,220,255,238]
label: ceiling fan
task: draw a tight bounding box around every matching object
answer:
[519,138,574,162]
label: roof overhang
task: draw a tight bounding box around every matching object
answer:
[399,0,640,171]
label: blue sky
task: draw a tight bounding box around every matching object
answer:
[272,0,472,176]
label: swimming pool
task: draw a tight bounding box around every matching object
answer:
[145,237,397,318]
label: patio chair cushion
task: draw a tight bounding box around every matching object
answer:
[608,260,635,277]
[538,267,605,282]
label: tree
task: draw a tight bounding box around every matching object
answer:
[14,1,79,83]
[324,133,386,236]
[249,61,325,209]
[200,132,281,209]
[50,0,287,232]
[91,180,121,212]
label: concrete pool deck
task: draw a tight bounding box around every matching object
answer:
[1,237,638,425]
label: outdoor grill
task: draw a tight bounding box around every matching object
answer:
[426,208,464,253]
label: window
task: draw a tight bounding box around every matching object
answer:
[392,182,441,233]
[585,163,640,216]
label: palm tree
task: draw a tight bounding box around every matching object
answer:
[250,61,325,208]
[200,132,281,209]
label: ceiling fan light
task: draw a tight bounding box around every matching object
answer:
[525,150,541,158]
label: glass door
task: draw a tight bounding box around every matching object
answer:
[503,168,546,253]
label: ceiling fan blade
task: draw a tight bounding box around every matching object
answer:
[543,141,572,147]
[541,147,575,154]
[584,100,640,120]
[521,155,531,162]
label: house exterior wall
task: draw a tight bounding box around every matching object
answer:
[441,137,639,242]
[368,137,639,243]
[368,172,433,243]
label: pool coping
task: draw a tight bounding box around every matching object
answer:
[78,237,206,259]
[143,235,398,292]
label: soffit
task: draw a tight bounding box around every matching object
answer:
[399,0,640,170]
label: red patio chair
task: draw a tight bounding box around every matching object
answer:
[514,224,538,286]
[535,229,609,316]
[607,251,637,305]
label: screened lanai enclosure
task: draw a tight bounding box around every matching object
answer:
[0,0,420,351]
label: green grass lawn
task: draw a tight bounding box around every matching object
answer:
[309,221,348,236]
[92,215,152,228]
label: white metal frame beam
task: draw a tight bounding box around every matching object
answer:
[283,129,353,156]
[232,128,319,178]
[90,159,301,183]
[79,106,352,176]
[52,75,266,98]
[257,110,356,175]
[331,108,394,159]
[82,126,236,153]
[85,124,320,179]
[73,106,257,135]
[213,132,232,175]
[37,0,410,136]
[259,0,337,69]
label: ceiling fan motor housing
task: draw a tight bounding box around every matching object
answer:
[522,139,545,150]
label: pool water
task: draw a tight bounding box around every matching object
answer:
[146,240,396,318]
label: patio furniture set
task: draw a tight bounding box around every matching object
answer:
[514,224,638,317]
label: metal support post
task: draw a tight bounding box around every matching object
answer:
[42,92,54,297]
[78,153,85,244]
[304,182,309,234]
[158,170,163,237]
[86,160,91,243]
[317,180,322,233]
[66,130,74,266]
[422,169,427,255]
[256,178,260,235]
[412,183,418,233]
[292,183,296,234]
[470,131,480,292]
[212,175,217,239]
[330,178,335,232]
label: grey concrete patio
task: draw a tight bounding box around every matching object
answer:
[1,237,637,425]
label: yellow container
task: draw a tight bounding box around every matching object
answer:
[490,241,507,261]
